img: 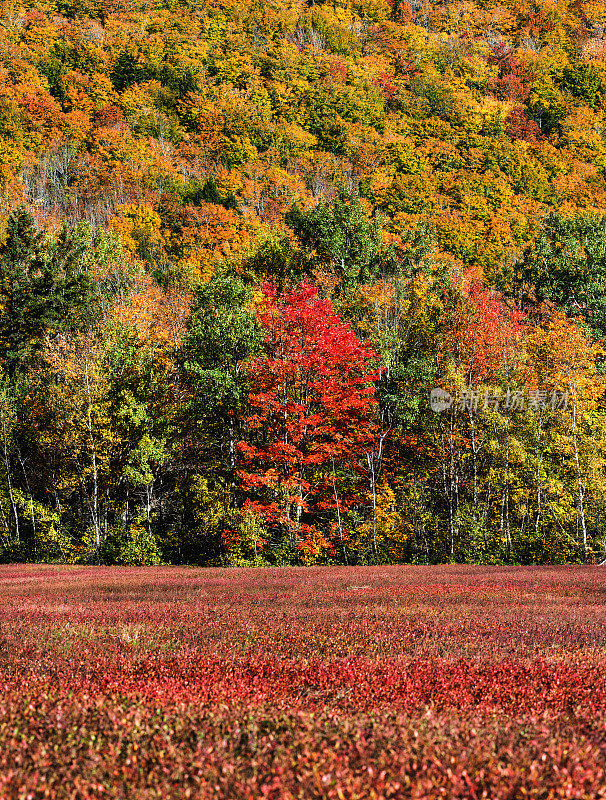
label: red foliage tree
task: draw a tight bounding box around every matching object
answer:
[488,45,536,102]
[238,284,379,561]
[505,107,541,142]
[445,266,527,387]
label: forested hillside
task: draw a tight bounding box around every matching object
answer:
[1,0,606,564]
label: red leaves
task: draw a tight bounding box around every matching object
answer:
[4,565,606,798]
[444,266,527,386]
[505,107,541,142]
[237,284,380,552]
[23,9,46,27]
[488,46,536,103]
[375,71,397,101]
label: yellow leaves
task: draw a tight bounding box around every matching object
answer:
[249,287,266,313]
[86,125,152,179]
[374,483,400,531]
[526,43,569,80]
[63,72,116,116]
[214,168,244,198]
[0,0,604,304]
[0,137,22,194]
[109,204,162,257]
[505,435,529,466]
[31,333,115,506]
[120,81,170,120]
[160,200,253,283]
[473,220,514,275]
[261,40,303,78]
[110,276,191,355]
[559,107,606,163]
[434,210,484,261]
[20,10,57,56]
[383,138,426,174]
[525,312,606,407]
[352,0,392,23]
[357,482,406,559]
[305,6,360,53]
[0,60,65,151]
[37,335,111,448]
[272,121,317,156]
[200,11,229,43]
[214,54,258,87]
[583,0,606,31]
[222,135,258,168]
[178,92,221,128]
[442,170,513,218]
[240,160,306,221]
[178,249,215,288]
[552,166,606,215]
[298,527,332,566]
[169,39,208,72]
[353,273,434,354]
[365,165,394,199]
[410,270,430,302]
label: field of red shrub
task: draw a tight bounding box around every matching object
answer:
[3,565,606,799]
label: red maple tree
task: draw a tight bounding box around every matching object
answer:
[238,283,380,561]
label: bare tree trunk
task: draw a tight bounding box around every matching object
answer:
[145,482,153,535]
[568,375,587,559]
[228,416,236,507]
[535,411,545,539]
[503,417,511,560]
[469,408,478,509]
[84,361,101,559]
[16,447,36,557]
[367,452,378,563]
[0,411,19,543]
[364,430,389,564]
[331,457,348,565]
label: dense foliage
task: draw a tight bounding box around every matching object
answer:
[2,0,606,562]
[3,564,606,798]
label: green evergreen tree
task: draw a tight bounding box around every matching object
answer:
[0,209,92,375]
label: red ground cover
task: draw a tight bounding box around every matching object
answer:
[2,565,606,798]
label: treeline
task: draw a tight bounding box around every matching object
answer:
[0,203,605,566]
[1,0,606,562]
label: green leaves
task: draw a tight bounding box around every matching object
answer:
[0,210,118,376]
[179,272,261,505]
[286,195,388,285]
[504,212,606,341]
[561,62,602,109]
[182,272,260,414]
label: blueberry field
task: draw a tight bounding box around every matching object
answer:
[3,565,606,799]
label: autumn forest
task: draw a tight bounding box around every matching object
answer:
[0,0,606,565]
